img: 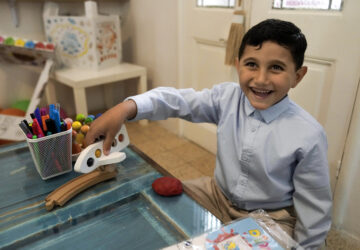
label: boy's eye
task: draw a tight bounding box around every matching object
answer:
[271,65,284,71]
[245,62,257,68]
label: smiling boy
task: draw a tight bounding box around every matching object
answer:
[85,19,332,249]
[238,41,307,110]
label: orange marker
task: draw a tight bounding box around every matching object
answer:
[41,114,50,132]
[40,108,49,133]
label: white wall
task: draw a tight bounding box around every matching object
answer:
[125,0,179,133]
[333,82,360,239]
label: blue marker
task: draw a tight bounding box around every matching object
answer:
[53,109,61,133]
[49,104,55,121]
[34,107,43,131]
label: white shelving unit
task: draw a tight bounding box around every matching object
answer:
[46,63,147,122]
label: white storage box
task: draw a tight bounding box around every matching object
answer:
[43,1,122,70]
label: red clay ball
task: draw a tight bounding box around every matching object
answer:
[152,176,183,196]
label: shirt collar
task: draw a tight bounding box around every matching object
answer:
[244,96,256,116]
[244,95,290,124]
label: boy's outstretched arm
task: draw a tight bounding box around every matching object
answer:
[84,83,225,154]
[84,100,137,155]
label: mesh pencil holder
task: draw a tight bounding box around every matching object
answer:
[26,128,72,180]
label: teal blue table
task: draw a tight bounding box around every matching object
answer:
[0,142,221,249]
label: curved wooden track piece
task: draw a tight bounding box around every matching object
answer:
[45,165,118,211]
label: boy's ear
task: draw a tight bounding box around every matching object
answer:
[292,66,308,88]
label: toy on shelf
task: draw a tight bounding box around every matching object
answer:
[0,35,55,142]
[43,1,122,70]
[0,35,54,65]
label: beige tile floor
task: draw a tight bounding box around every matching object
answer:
[126,121,360,250]
[126,121,215,181]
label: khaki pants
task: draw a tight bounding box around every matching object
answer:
[184,176,296,237]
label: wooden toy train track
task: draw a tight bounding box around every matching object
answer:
[45,165,117,211]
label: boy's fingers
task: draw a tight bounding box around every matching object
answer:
[103,131,116,155]
[83,127,101,148]
[83,129,96,147]
[83,134,93,148]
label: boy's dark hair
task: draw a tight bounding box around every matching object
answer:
[238,19,307,70]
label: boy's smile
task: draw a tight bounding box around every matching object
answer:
[236,41,307,110]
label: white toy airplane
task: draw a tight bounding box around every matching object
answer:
[74,125,130,173]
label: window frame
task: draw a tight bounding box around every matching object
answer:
[196,0,236,9]
[272,0,343,11]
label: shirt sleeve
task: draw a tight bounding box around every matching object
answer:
[292,130,332,249]
[125,84,229,124]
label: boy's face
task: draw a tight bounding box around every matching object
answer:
[236,41,307,110]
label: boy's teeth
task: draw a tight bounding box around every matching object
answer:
[253,89,271,94]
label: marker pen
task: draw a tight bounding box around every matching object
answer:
[19,121,30,134]
[60,121,67,132]
[30,113,45,137]
[34,107,43,131]
[40,108,50,134]
[49,104,55,120]
[30,122,39,137]
[23,119,33,134]
[53,109,61,133]
[18,122,33,139]
[45,118,57,134]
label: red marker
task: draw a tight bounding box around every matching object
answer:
[30,113,44,137]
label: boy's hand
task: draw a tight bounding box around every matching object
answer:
[84,100,137,155]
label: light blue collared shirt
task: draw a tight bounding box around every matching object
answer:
[128,82,332,249]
